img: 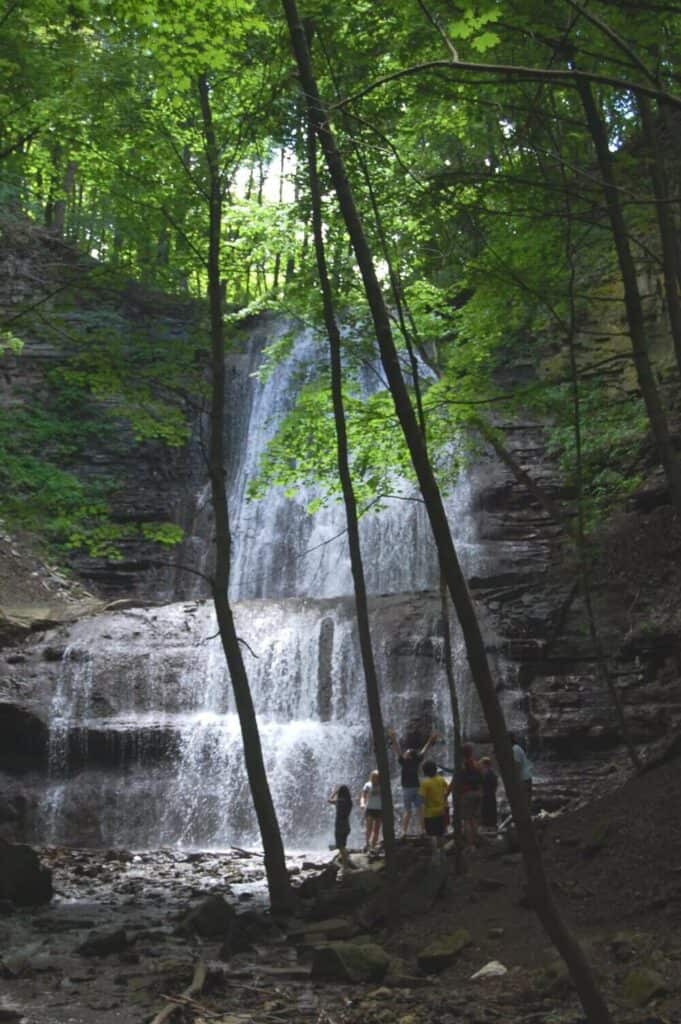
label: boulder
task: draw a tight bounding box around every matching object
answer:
[623,967,667,1007]
[0,840,52,905]
[396,857,449,917]
[78,927,129,957]
[218,909,280,959]
[310,941,390,983]
[417,930,472,973]
[179,894,235,937]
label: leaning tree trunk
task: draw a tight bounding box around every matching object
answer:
[305,115,396,864]
[198,73,293,913]
[577,80,681,519]
[281,5,614,1019]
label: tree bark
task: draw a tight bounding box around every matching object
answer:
[198,72,293,913]
[577,80,681,519]
[438,571,464,874]
[306,114,396,864]
[638,95,681,379]
[280,5,614,1019]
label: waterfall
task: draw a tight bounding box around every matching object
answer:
[35,316,521,850]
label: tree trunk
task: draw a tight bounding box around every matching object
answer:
[638,95,681,379]
[306,115,396,864]
[438,571,464,874]
[198,72,293,913]
[281,5,614,1019]
[51,159,77,237]
[577,80,681,519]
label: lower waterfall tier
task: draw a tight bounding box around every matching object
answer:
[0,594,522,849]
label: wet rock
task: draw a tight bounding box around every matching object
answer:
[217,910,277,959]
[0,839,52,905]
[78,927,130,957]
[623,966,667,1007]
[297,864,338,899]
[104,849,133,863]
[311,941,390,983]
[180,893,235,937]
[4,937,64,977]
[417,930,472,973]
[288,917,357,943]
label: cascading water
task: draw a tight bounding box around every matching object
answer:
[37,316,520,850]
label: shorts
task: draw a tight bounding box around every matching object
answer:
[461,791,482,822]
[402,787,423,813]
[365,808,382,820]
[424,815,446,837]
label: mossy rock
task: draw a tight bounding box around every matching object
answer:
[535,958,573,995]
[311,940,390,983]
[417,929,472,973]
[623,966,667,1007]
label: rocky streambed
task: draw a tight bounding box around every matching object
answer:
[2,828,681,1024]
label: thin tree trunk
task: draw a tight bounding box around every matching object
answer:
[273,146,286,289]
[281,6,613,1019]
[577,80,681,518]
[438,571,464,874]
[561,180,644,774]
[638,95,681,379]
[198,73,293,913]
[306,114,396,864]
[51,159,77,237]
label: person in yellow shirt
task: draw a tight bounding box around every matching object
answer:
[419,760,450,853]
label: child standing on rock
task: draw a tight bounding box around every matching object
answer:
[329,785,353,870]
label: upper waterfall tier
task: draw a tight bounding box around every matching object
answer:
[181,318,451,601]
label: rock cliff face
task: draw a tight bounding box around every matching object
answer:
[0,215,201,602]
[463,421,681,797]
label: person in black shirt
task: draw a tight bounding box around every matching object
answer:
[329,785,353,870]
[388,728,438,837]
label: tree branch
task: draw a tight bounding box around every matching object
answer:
[332,60,681,112]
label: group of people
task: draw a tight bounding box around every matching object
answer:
[329,730,533,865]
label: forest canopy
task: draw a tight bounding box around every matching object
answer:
[1,0,680,553]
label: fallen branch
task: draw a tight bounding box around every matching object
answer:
[159,993,221,1018]
[151,961,208,1024]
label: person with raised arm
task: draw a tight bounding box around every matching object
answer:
[387,727,439,837]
